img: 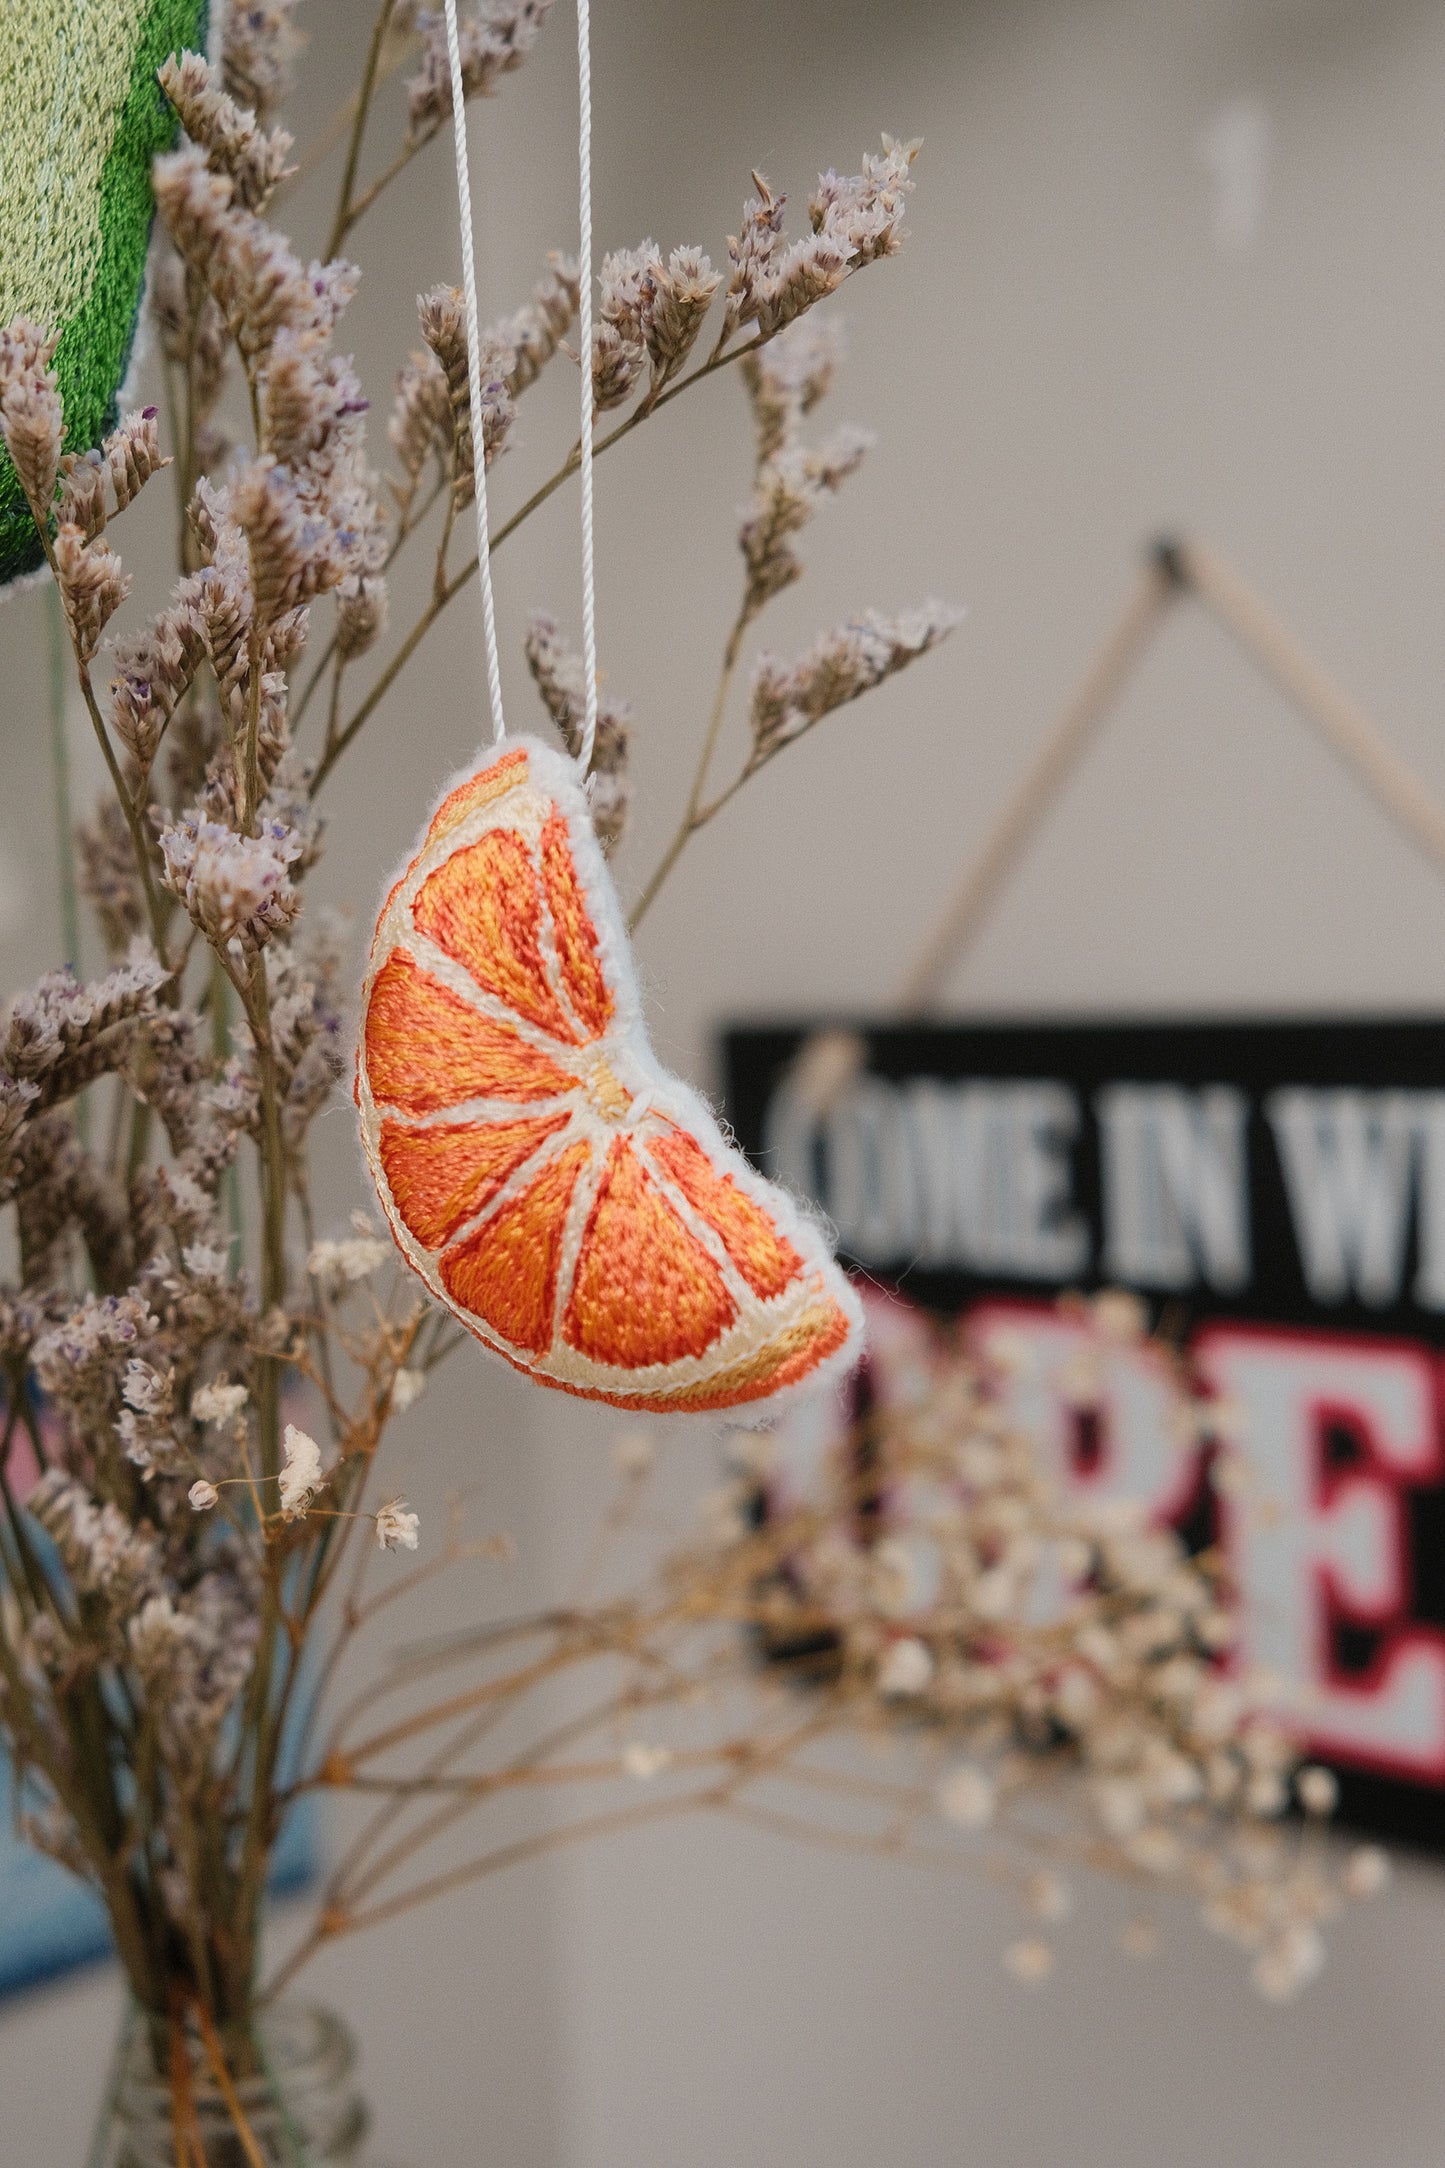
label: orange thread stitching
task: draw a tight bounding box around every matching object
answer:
[414,829,582,1044]
[540,813,613,1038]
[365,951,574,1112]
[440,1140,591,1354]
[381,1111,573,1250]
[562,1138,736,1366]
[645,1124,803,1300]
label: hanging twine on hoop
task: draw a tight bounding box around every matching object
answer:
[786,534,1445,1121]
[900,533,1445,1014]
[442,0,600,776]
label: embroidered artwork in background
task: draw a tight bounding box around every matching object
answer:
[0,0,206,584]
[357,736,863,1411]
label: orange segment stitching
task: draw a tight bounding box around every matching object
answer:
[540,813,613,1039]
[645,1125,804,1300]
[562,1138,736,1366]
[440,1140,591,1354]
[425,745,529,847]
[364,950,574,1113]
[414,829,581,1043]
[380,1111,573,1250]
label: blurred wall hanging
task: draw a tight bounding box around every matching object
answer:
[725,536,1445,1850]
[0,0,207,586]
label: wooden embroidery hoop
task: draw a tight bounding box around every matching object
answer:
[788,534,1445,1114]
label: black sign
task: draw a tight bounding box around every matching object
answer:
[723,1017,1445,1850]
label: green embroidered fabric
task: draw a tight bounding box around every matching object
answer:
[0,0,208,584]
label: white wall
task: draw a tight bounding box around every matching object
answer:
[5,0,1445,2160]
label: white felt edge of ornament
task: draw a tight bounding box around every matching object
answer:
[355,733,867,1421]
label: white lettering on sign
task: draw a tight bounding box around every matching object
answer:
[1097,1084,1250,1292]
[766,1063,1445,1308]
[1196,1326,1445,1779]
[766,1076,1089,1278]
[1267,1090,1421,1305]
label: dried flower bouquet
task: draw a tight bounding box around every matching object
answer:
[0,4,1379,2157]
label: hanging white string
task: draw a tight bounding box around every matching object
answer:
[441,0,600,778]
[574,0,599,778]
[442,0,507,744]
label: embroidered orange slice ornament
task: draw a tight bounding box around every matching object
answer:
[357,736,863,1413]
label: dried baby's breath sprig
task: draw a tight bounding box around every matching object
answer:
[107,602,207,774]
[388,347,453,516]
[738,429,872,621]
[722,138,919,349]
[491,250,581,395]
[417,284,516,506]
[375,1498,421,1552]
[387,255,574,531]
[317,128,928,801]
[741,318,840,464]
[590,321,646,414]
[747,601,963,766]
[405,1,554,140]
[810,134,921,266]
[278,1422,324,1518]
[335,572,389,661]
[630,315,949,931]
[56,451,108,542]
[524,613,633,855]
[1,954,170,1122]
[53,528,132,667]
[307,1222,388,1286]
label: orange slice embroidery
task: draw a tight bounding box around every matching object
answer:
[380,1111,573,1250]
[645,1125,804,1300]
[540,813,612,1039]
[359,737,864,1414]
[563,1138,737,1367]
[365,951,574,1113]
[415,830,581,1043]
[440,1140,591,1354]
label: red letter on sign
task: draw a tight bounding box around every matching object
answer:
[968,1301,1203,1524]
[1195,1325,1445,1780]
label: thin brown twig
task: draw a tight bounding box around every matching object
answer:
[326,0,402,261]
[193,2002,266,2168]
[629,596,751,931]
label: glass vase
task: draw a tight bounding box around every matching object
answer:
[96,2001,370,2168]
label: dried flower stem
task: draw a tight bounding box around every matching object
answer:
[46,585,82,976]
[194,1999,269,2168]
[294,472,447,731]
[628,596,750,930]
[62,603,171,958]
[327,0,401,259]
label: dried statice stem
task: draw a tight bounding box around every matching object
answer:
[746,601,963,768]
[327,1,554,256]
[523,614,632,853]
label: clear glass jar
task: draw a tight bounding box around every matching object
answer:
[100,2002,370,2168]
